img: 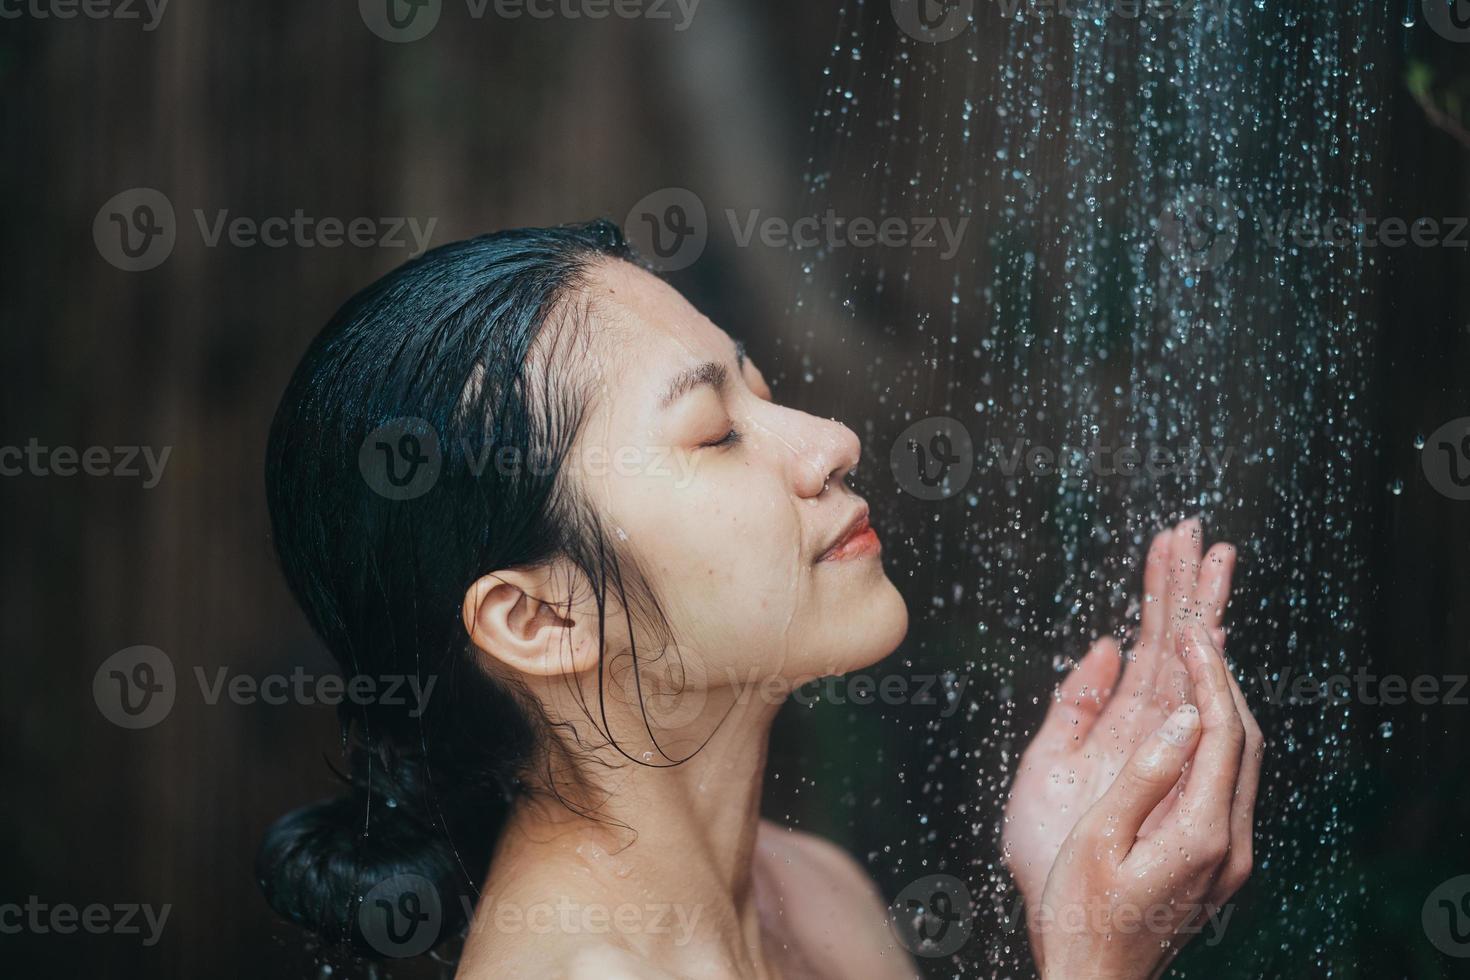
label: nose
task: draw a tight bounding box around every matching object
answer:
[777,407,861,499]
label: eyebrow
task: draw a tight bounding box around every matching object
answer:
[657,340,747,410]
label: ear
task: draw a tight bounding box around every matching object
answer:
[461,565,599,679]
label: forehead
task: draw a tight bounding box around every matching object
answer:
[578,259,737,392]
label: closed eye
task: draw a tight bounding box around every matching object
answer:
[701,427,742,449]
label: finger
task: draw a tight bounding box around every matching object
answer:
[1176,623,1246,830]
[1137,528,1175,662]
[1164,518,1204,643]
[1080,704,1201,861]
[1194,542,1236,634]
[1208,662,1263,903]
[1152,654,1194,715]
[1135,770,1184,839]
[1032,637,1123,753]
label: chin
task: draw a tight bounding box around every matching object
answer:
[837,576,910,672]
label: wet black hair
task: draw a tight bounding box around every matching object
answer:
[256,220,673,957]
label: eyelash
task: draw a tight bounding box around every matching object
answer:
[696,370,768,449]
[703,426,742,449]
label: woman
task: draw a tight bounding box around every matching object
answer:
[259,220,1262,978]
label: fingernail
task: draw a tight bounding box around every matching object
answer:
[1160,704,1200,745]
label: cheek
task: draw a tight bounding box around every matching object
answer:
[614,467,808,640]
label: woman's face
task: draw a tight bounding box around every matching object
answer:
[563,260,908,716]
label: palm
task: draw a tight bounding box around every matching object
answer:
[1001,520,1235,905]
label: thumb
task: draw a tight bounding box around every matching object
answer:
[1085,704,1202,860]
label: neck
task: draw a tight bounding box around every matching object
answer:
[482,695,784,975]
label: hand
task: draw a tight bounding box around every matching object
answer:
[1028,623,1263,979]
[1002,519,1242,910]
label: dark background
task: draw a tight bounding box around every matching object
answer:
[1,1,1467,977]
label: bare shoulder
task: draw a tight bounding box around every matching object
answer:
[457,937,681,980]
[754,819,916,979]
[755,819,886,907]
[562,944,683,979]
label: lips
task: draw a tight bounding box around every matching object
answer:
[817,505,881,562]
